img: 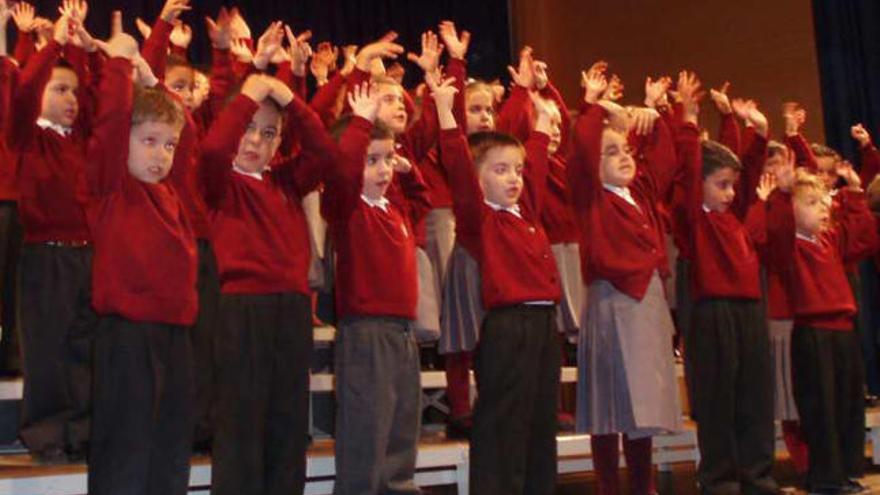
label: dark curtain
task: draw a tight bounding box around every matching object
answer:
[25,0,511,88]
[812,0,880,163]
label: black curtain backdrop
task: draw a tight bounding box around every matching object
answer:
[23,0,512,89]
[812,0,880,164]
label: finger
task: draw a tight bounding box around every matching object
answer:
[111,10,122,36]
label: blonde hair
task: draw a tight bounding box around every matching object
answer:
[792,168,828,199]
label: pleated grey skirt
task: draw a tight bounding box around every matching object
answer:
[577,272,683,438]
[414,247,441,343]
[438,244,484,355]
[769,319,799,421]
[551,243,587,338]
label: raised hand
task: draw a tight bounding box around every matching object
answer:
[837,160,862,190]
[169,21,192,49]
[438,20,470,60]
[355,33,404,72]
[253,21,284,70]
[230,38,253,63]
[93,32,139,60]
[135,17,152,39]
[110,10,123,37]
[851,123,872,148]
[11,2,35,32]
[507,46,535,89]
[775,147,796,192]
[347,82,380,122]
[265,75,294,107]
[240,73,273,103]
[782,102,805,136]
[132,55,159,87]
[340,44,358,76]
[581,64,608,104]
[644,75,671,108]
[756,172,777,201]
[631,107,660,136]
[284,25,313,76]
[677,70,704,124]
[205,7,231,49]
[533,60,550,90]
[52,14,72,45]
[228,7,251,40]
[709,81,732,115]
[427,74,458,112]
[59,0,87,25]
[310,42,338,84]
[406,30,443,74]
[0,0,10,28]
[159,0,189,23]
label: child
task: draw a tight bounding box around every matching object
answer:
[678,74,778,494]
[569,66,682,495]
[432,72,562,494]
[84,30,196,495]
[324,84,430,495]
[7,10,98,463]
[767,159,878,494]
[200,71,334,494]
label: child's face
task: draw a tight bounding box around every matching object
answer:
[165,65,195,110]
[362,138,396,200]
[192,71,210,109]
[702,167,739,213]
[40,67,79,128]
[815,156,838,189]
[465,89,495,135]
[546,103,562,155]
[234,102,282,174]
[793,188,831,237]
[763,151,785,176]
[478,145,524,208]
[375,83,407,134]
[599,128,636,187]
[127,120,182,184]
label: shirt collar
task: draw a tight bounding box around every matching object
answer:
[361,194,390,212]
[232,165,265,181]
[483,199,522,219]
[36,118,72,137]
[796,232,819,244]
[603,183,638,208]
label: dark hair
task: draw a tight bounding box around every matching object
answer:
[166,54,191,72]
[467,131,524,168]
[767,140,786,158]
[701,140,742,178]
[330,114,394,143]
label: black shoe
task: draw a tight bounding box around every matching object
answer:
[32,447,69,465]
[192,438,212,456]
[842,480,867,494]
[446,416,472,440]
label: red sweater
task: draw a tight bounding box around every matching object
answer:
[87,58,197,325]
[677,123,765,301]
[322,116,429,320]
[439,127,560,309]
[767,189,878,330]
[567,104,678,300]
[0,57,19,201]
[200,94,333,295]
[8,41,95,243]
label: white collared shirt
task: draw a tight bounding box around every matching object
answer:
[36,118,72,137]
[796,232,819,245]
[603,183,639,209]
[232,165,264,181]
[361,194,390,213]
[483,199,522,219]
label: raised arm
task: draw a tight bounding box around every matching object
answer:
[7,33,64,151]
[852,124,880,185]
[782,102,817,171]
[835,166,879,263]
[521,92,552,215]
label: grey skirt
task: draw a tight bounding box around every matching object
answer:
[551,243,587,338]
[438,244,484,355]
[769,319,799,421]
[414,247,441,343]
[577,272,683,438]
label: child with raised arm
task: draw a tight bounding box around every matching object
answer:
[85,30,196,495]
[324,83,430,495]
[432,72,561,494]
[768,157,878,495]
[200,70,334,495]
[7,9,98,463]
[678,73,778,495]
[568,65,682,495]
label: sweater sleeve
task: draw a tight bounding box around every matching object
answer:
[86,57,133,197]
[496,85,532,143]
[439,127,485,243]
[7,40,62,151]
[141,18,173,82]
[567,103,605,213]
[199,94,259,208]
[836,189,879,264]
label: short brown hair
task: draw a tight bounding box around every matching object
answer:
[793,167,827,199]
[467,131,523,169]
[702,140,742,178]
[132,86,184,128]
[767,140,787,158]
[810,142,840,161]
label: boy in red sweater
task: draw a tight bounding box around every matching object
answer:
[432,73,561,494]
[84,30,197,495]
[200,71,334,495]
[7,10,98,463]
[677,74,778,495]
[324,83,430,495]
[768,159,878,494]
